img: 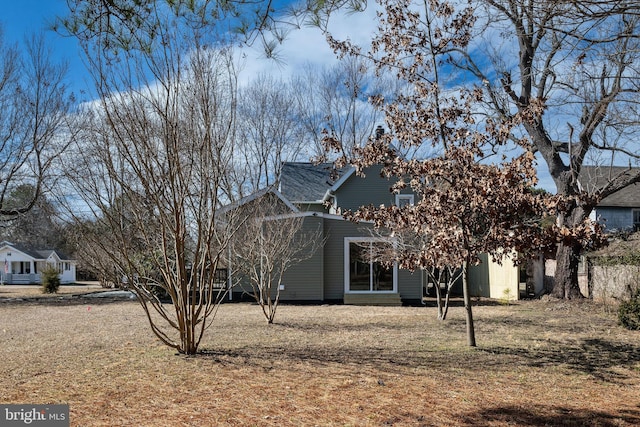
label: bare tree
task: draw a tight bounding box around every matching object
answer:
[235,75,305,194]
[425,266,460,321]
[62,9,242,354]
[0,31,72,219]
[322,0,623,299]
[231,193,322,323]
[0,184,66,249]
[69,221,123,288]
[291,57,385,159]
[364,227,461,320]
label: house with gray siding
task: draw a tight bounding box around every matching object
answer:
[228,162,423,305]
[580,166,640,232]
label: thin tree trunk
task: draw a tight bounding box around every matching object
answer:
[462,261,476,347]
[442,287,451,320]
[434,280,444,320]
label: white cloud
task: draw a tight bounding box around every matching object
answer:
[236,5,380,85]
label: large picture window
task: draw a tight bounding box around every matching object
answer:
[344,238,397,293]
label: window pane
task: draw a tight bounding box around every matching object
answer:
[348,241,395,292]
[349,242,371,291]
[373,261,393,291]
[397,195,413,207]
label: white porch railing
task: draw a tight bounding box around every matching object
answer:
[2,273,41,284]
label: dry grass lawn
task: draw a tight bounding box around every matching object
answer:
[0,285,639,426]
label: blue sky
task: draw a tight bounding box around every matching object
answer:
[2,0,90,97]
[2,1,66,35]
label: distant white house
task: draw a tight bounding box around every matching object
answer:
[0,241,76,285]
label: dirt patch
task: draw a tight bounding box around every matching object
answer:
[0,296,638,426]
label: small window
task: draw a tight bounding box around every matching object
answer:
[329,195,339,215]
[395,194,414,207]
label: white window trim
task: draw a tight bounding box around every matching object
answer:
[395,194,414,206]
[344,237,398,294]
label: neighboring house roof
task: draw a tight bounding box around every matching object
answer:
[36,250,69,261]
[579,166,640,208]
[0,241,74,261]
[279,162,353,203]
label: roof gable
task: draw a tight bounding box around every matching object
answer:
[0,241,41,260]
[40,251,62,263]
[279,162,405,212]
[219,186,299,215]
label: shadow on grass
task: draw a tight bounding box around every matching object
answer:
[482,338,640,383]
[461,404,640,426]
[197,335,640,385]
[197,345,438,370]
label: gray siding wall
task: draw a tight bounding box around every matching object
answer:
[322,219,365,300]
[278,216,325,300]
[295,202,327,213]
[594,207,634,232]
[232,214,423,303]
[397,269,422,300]
[231,216,324,301]
[335,165,413,212]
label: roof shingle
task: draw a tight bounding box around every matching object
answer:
[279,162,350,202]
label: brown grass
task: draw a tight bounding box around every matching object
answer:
[0,287,639,426]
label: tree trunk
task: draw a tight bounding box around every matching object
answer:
[551,204,590,299]
[462,261,476,347]
[551,241,583,299]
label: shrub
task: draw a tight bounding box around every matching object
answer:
[41,266,61,294]
[618,288,640,330]
[500,287,513,306]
